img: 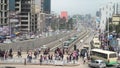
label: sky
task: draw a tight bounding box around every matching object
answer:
[36,0,119,16]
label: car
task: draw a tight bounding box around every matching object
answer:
[88,60,106,68]
[80,39,83,43]
[30,35,35,39]
[116,63,120,68]
[3,39,12,43]
[41,45,47,50]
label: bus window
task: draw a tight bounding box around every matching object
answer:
[109,53,117,58]
[95,43,100,45]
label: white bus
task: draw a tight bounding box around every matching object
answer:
[91,38,101,49]
[91,49,118,65]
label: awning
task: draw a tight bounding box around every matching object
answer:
[0,36,6,39]
[15,32,20,35]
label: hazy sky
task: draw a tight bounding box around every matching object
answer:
[36,0,119,16]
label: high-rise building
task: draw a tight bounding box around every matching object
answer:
[43,0,51,14]
[0,0,15,26]
[15,0,35,33]
[115,3,120,14]
[99,2,114,33]
[39,0,51,14]
[0,0,36,34]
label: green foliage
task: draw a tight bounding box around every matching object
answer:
[67,18,74,30]
[109,24,114,33]
[51,17,74,30]
[115,23,120,33]
[108,23,120,33]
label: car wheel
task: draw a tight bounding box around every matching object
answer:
[88,64,91,67]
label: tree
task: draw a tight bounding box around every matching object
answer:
[59,17,66,29]
[67,18,74,30]
[109,24,114,33]
[115,23,120,34]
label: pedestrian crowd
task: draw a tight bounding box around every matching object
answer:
[0,47,90,65]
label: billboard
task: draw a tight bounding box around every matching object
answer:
[60,11,68,20]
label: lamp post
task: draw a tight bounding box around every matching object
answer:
[48,16,52,36]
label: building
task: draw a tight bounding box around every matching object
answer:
[0,0,19,35]
[112,15,120,25]
[60,11,68,20]
[0,0,36,34]
[34,4,46,34]
[0,0,15,26]
[43,0,51,14]
[37,0,51,14]
[115,3,120,14]
[99,2,115,33]
[15,0,35,33]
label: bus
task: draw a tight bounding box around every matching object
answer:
[63,36,78,48]
[91,38,101,49]
[63,41,70,48]
[90,49,118,65]
[83,43,90,50]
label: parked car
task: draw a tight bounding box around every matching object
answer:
[30,35,35,39]
[3,39,12,43]
[116,63,120,68]
[88,60,106,68]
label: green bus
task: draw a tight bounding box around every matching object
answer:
[91,49,118,65]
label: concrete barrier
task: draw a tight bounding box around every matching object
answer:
[0,31,75,51]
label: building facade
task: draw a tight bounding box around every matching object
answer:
[0,0,12,26]
[38,0,51,14]
[115,3,120,14]
[34,4,46,34]
[112,15,120,25]
[0,0,36,34]
[15,0,35,33]
[99,2,115,33]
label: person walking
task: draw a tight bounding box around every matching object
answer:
[83,56,87,64]
[40,55,43,65]
[17,49,22,57]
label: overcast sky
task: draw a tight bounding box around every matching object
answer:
[36,0,119,16]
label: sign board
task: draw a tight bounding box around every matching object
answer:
[10,19,19,22]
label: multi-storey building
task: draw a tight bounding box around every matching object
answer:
[0,0,14,26]
[35,1,46,34]
[34,0,51,34]
[99,2,115,33]
[115,3,120,14]
[38,0,51,14]
[0,0,35,34]
[15,0,35,33]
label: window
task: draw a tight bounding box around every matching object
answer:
[1,5,3,10]
[4,5,7,10]
[5,12,7,17]
[109,53,116,58]
[5,0,7,4]
[1,18,3,24]
[1,0,3,3]
[1,12,3,17]
[92,51,107,59]
[95,43,100,45]
[95,61,99,63]
[21,17,28,20]
[5,19,7,24]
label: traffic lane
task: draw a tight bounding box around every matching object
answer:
[46,31,80,51]
[49,31,86,51]
[69,31,89,51]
